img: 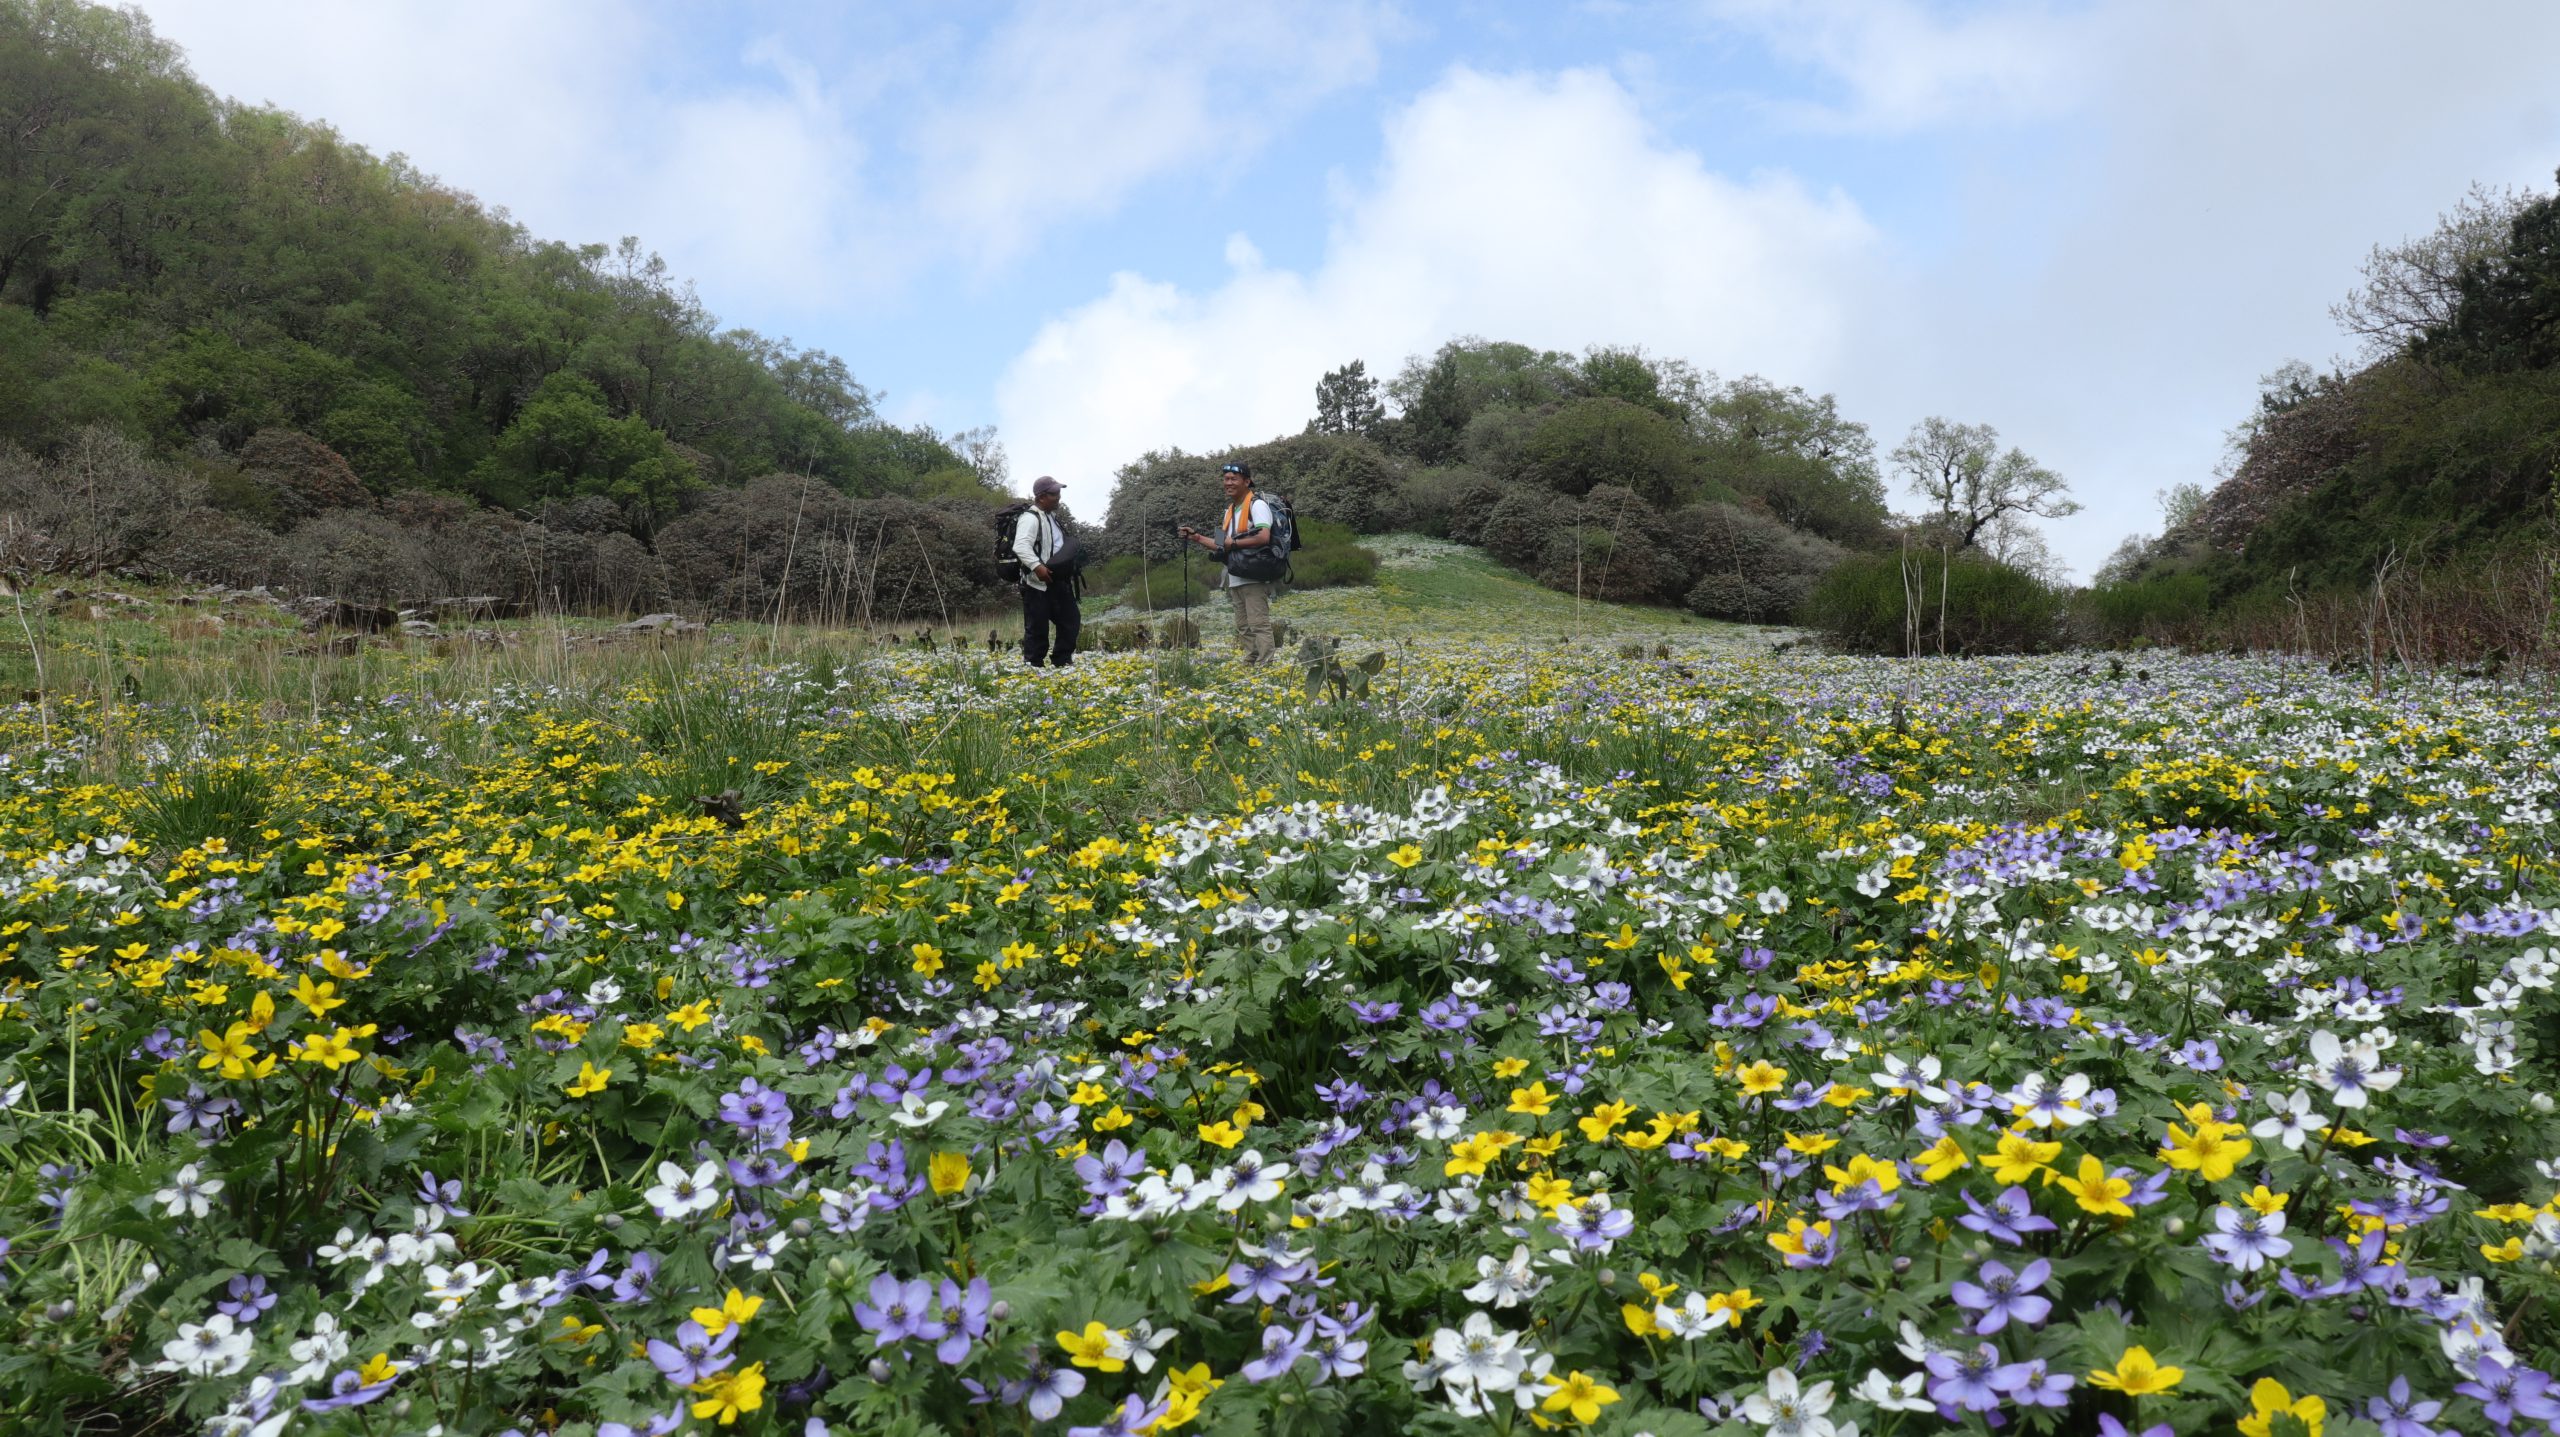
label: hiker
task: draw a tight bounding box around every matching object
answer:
[1179,461,1279,664]
[1012,475,1080,668]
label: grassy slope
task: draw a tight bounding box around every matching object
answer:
[1093,534,1786,650]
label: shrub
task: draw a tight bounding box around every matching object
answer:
[2085,571,2211,644]
[1804,550,2063,655]
[1288,541,1378,590]
[0,426,206,576]
[283,510,440,605]
[1394,467,1504,541]
[1519,398,1699,504]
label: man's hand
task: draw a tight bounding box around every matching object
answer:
[1033,563,1052,581]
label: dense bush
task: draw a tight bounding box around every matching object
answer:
[2084,570,2212,644]
[1805,549,2063,655]
[0,425,203,576]
[1670,502,1848,621]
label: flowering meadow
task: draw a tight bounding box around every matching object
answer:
[11,639,2560,1437]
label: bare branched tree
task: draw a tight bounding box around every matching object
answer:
[1889,417,2077,555]
[2331,180,2536,359]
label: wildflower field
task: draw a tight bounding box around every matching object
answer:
[10,627,2560,1437]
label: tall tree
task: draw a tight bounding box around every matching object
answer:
[2333,180,2538,360]
[1308,359,1385,439]
[1891,417,2076,554]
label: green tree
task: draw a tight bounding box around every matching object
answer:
[1308,359,1386,438]
[1695,377,1886,544]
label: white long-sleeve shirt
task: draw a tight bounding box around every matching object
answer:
[1012,507,1064,591]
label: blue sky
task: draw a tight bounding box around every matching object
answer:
[130,1,2560,576]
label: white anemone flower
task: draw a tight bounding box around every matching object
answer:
[1742,1366,1838,1436]
[2250,1089,2328,1150]
[158,1312,253,1376]
[155,1162,224,1219]
[2304,1029,2401,1109]
[1852,1368,1933,1412]
[887,1093,951,1128]
[644,1160,723,1220]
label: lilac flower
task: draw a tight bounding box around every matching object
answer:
[726,1151,798,1189]
[1003,1352,1085,1420]
[2364,1375,2446,1437]
[2456,1357,2560,1430]
[415,1169,469,1219]
[853,1275,943,1351]
[216,1273,277,1323]
[2200,1205,2293,1273]
[300,1369,395,1413]
[596,1407,686,1437]
[1948,1258,2052,1334]
[610,1252,660,1304]
[718,1078,794,1135]
[935,1277,990,1365]
[1958,1186,2057,1245]
[2008,1359,2074,1409]
[1551,1198,1634,1252]
[1923,1342,2032,1413]
[2097,1417,2173,1437]
[1240,1321,1313,1382]
[645,1320,737,1385]
[1075,1139,1147,1199]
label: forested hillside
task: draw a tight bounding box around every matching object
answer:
[0,0,1016,619]
[2099,172,2560,656]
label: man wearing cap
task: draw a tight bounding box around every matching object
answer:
[1014,475,1080,668]
[1179,461,1277,665]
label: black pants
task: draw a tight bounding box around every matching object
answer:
[1020,582,1080,667]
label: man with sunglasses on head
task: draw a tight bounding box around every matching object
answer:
[1178,461,1279,665]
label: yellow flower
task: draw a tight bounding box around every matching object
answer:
[1782,1131,1838,1157]
[666,999,714,1031]
[1621,1302,1659,1337]
[290,1027,362,1071]
[911,943,945,976]
[1444,1132,1506,1177]
[290,973,344,1018]
[1386,843,1424,868]
[355,1352,399,1386]
[691,1289,763,1335]
[1508,1082,1556,1116]
[1197,1120,1244,1149]
[1822,1153,1902,1196]
[1523,1174,1576,1213]
[2086,1345,2183,1395]
[1577,1100,1636,1143]
[1989,1132,2061,1184]
[196,1022,260,1079]
[1736,1060,1787,1096]
[688,1361,765,1425]
[1492,1055,1530,1079]
[565,1061,613,1098]
[1767,1217,1832,1262]
[1540,1370,1620,1424]
[2236,1377,2326,1437]
[2057,1153,2134,1217]
[1093,1104,1134,1131]
[1166,1362,1223,1399]
[2159,1120,2252,1183]
[2242,1185,2289,1216]
[1916,1134,1971,1183]
[665,891,685,911]
[2483,1237,2526,1262]
[1706,1288,1760,1325]
[929,1151,971,1196]
[1058,1321,1127,1372]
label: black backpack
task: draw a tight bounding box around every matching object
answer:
[994,504,1081,585]
[1225,492,1298,584]
[992,503,1033,583]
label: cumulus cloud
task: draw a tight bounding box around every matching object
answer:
[997,66,1882,492]
[912,0,1395,267]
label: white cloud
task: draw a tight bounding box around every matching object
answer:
[997,66,1881,493]
[1701,0,2088,132]
[911,0,1394,267]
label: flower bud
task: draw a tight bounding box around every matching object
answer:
[1891,1256,1912,1274]
[868,1359,892,1383]
[790,1218,812,1238]
[2535,1093,2555,1114]
[43,1300,74,1322]
[828,1256,849,1279]
[599,1212,623,1230]
[2163,1216,2185,1236]
[1596,1269,1615,1287]
[989,1300,1012,1322]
